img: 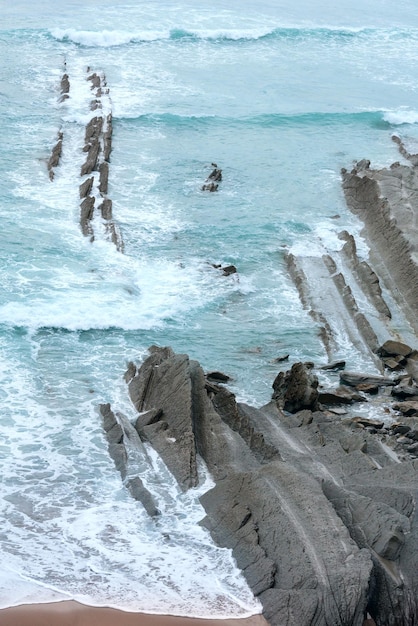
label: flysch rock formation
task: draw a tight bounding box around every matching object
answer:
[48,64,123,251]
[94,134,418,625]
[99,345,418,626]
[285,136,418,377]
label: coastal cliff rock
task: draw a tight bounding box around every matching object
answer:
[101,346,418,625]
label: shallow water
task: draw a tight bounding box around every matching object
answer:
[1,0,418,616]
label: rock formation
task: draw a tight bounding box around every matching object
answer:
[202,163,222,191]
[101,345,418,626]
[93,132,418,626]
[48,64,123,251]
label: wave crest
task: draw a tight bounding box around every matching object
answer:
[49,25,418,48]
[383,109,418,125]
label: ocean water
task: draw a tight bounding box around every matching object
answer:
[1,0,418,617]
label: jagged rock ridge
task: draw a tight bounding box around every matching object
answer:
[101,346,418,626]
[47,64,123,251]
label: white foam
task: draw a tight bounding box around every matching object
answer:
[50,28,170,47]
[383,108,418,125]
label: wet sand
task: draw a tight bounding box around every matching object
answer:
[0,601,269,626]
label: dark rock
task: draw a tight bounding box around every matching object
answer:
[272,354,289,363]
[88,72,101,89]
[80,196,95,236]
[381,355,407,370]
[60,73,70,94]
[393,401,418,417]
[222,265,237,276]
[80,140,100,176]
[202,182,218,191]
[99,198,113,220]
[323,481,409,560]
[84,116,103,144]
[391,424,411,435]
[108,347,418,624]
[106,422,124,444]
[99,162,109,194]
[128,348,198,490]
[407,442,418,455]
[319,360,346,370]
[124,361,137,383]
[207,167,222,182]
[103,113,113,161]
[201,463,372,626]
[79,176,94,199]
[126,477,160,517]
[212,390,280,464]
[318,387,365,405]
[272,362,319,413]
[355,383,379,394]
[135,408,164,434]
[47,132,63,180]
[391,383,418,399]
[206,371,231,383]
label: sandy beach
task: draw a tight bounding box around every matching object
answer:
[0,602,269,626]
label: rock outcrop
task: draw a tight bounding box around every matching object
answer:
[341,141,418,336]
[100,346,418,626]
[48,64,123,251]
[84,107,418,626]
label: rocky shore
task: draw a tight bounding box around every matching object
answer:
[45,79,418,624]
[97,135,418,626]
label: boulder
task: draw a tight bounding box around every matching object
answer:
[392,401,418,417]
[318,387,366,405]
[272,362,319,413]
[319,360,346,370]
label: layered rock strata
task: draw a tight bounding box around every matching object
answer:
[79,69,123,250]
[284,137,418,417]
[341,137,418,336]
[48,65,123,251]
[100,346,418,625]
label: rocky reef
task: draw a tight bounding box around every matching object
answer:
[48,65,123,251]
[97,134,418,626]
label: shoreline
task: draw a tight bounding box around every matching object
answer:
[0,601,269,626]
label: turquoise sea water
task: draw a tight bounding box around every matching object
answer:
[1,0,418,617]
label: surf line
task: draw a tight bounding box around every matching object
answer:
[48,63,124,252]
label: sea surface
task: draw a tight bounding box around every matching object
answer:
[1,0,418,618]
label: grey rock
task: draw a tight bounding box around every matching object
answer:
[99,198,113,220]
[79,176,94,199]
[111,347,418,624]
[393,401,418,417]
[339,371,395,387]
[377,339,413,358]
[272,362,319,413]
